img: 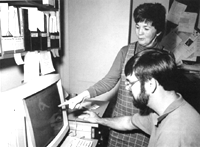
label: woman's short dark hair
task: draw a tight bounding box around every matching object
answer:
[133,3,166,41]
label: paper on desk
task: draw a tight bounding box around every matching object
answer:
[14,53,24,65]
[178,12,197,33]
[88,104,100,110]
[167,1,187,24]
[24,51,40,82]
[184,53,197,62]
[39,51,55,75]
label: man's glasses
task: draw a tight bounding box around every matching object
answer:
[126,80,139,90]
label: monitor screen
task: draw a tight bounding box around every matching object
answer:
[0,74,69,147]
[24,82,64,147]
[23,74,69,147]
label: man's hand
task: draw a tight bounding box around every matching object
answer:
[78,111,100,123]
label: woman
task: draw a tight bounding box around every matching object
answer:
[60,3,166,147]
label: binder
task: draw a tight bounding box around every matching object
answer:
[42,0,55,7]
[40,32,47,50]
[50,32,59,48]
[19,8,31,51]
[30,29,41,51]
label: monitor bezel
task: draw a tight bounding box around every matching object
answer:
[0,74,69,147]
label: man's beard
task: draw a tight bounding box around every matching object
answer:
[132,84,152,115]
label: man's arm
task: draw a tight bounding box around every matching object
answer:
[79,111,138,131]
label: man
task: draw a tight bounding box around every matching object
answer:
[79,49,200,147]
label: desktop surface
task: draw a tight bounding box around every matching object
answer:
[66,100,109,140]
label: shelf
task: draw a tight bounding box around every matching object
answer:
[0,0,61,60]
[0,0,58,11]
[0,48,60,60]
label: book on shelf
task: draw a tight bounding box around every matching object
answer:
[50,32,59,48]
[21,7,59,50]
[42,0,58,8]
[0,2,60,56]
[19,7,31,51]
[0,4,25,54]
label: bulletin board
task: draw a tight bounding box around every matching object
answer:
[161,0,200,63]
[168,0,200,32]
[128,0,200,64]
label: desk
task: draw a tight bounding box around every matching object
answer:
[67,100,109,139]
[181,72,200,113]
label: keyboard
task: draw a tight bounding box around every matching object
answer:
[62,136,93,147]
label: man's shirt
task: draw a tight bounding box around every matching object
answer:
[131,94,200,147]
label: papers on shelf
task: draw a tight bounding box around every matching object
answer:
[0,4,25,53]
[0,3,9,36]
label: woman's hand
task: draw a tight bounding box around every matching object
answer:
[58,91,90,109]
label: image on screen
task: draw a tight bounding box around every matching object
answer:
[24,83,64,147]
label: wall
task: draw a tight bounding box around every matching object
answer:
[60,0,130,100]
[0,58,24,92]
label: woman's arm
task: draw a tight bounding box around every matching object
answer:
[88,46,129,97]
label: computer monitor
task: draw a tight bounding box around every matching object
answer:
[0,74,69,147]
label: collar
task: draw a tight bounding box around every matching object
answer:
[152,93,185,126]
[135,42,162,54]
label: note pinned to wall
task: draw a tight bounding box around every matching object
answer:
[167,1,187,24]
[24,51,40,83]
[195,35,200,56]
[39,51,55,75]
[198,11,200,30]
[178,12,197,33]
[174,31,199,63]
[161,27,182,52]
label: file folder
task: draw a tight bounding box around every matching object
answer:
[30,30,41,51]
[40,32,48,50]
[50,32,59,48]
